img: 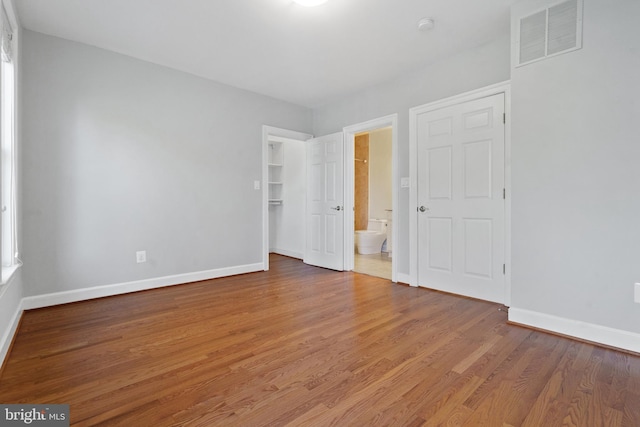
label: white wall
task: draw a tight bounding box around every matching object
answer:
[0,0,23,366]
[269,138,306,259]
[0,270,22,366]
[313,36,511,275]
[21,31,312,297]
[368,128,392,221]
[510,0,640,337]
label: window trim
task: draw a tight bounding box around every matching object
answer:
[0,0,20,286]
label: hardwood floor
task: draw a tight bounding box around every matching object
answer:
[1,254,639,426]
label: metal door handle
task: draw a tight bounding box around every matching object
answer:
[418,206,429,212]
[331,206,342,211]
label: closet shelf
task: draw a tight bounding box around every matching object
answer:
[268,141,284,206]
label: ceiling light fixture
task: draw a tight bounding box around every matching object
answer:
[293,0,328,7]
[417,17,435,31]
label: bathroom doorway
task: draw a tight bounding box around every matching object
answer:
[344,114,397,282]
[353,128,392,279]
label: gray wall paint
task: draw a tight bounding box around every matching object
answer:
[510,0,640,332]
[22,31,312,296]
[313,36,511,275]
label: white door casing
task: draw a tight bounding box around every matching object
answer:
[304,132,344,271]
[416,93,506,303]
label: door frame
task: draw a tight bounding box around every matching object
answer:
[343,114,398,282]
[409,81,512,305]
[262,125,313,271]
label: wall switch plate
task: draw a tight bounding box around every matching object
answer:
[401,177,410,188]
[136,250,146,263]
[635,283,640,303]
[254,180,260,190]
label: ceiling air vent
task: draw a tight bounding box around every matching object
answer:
[516,0,583,67]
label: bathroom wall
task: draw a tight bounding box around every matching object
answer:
[354,133,369,231]
[368,127,392,221]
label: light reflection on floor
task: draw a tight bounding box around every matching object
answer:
[353,251,392,280]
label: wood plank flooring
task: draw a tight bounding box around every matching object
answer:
[1,254,639,426]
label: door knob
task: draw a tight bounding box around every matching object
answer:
[331,206,342,211]
[418,206,429,212]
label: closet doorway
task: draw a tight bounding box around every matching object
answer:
[262,126,312,271]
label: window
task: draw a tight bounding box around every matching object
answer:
[1,1,19,284]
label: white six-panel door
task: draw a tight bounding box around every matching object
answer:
[416,93,505,303]
[304,132,344,271]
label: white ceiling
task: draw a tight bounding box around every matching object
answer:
[15,0,516,108]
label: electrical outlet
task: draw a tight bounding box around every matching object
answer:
[254,180,260,190]
[136,250,146,263]
[401,177,410,188]
[635,283,640,303]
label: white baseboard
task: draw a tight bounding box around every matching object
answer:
[396,272,412,286]
[509,307,640,354]
[269,248,303,260]
[0,301,22,368]
[22,262,264,310]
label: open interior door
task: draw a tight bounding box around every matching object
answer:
[304,132,344,271]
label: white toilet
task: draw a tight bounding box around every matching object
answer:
[355,219,387,255]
